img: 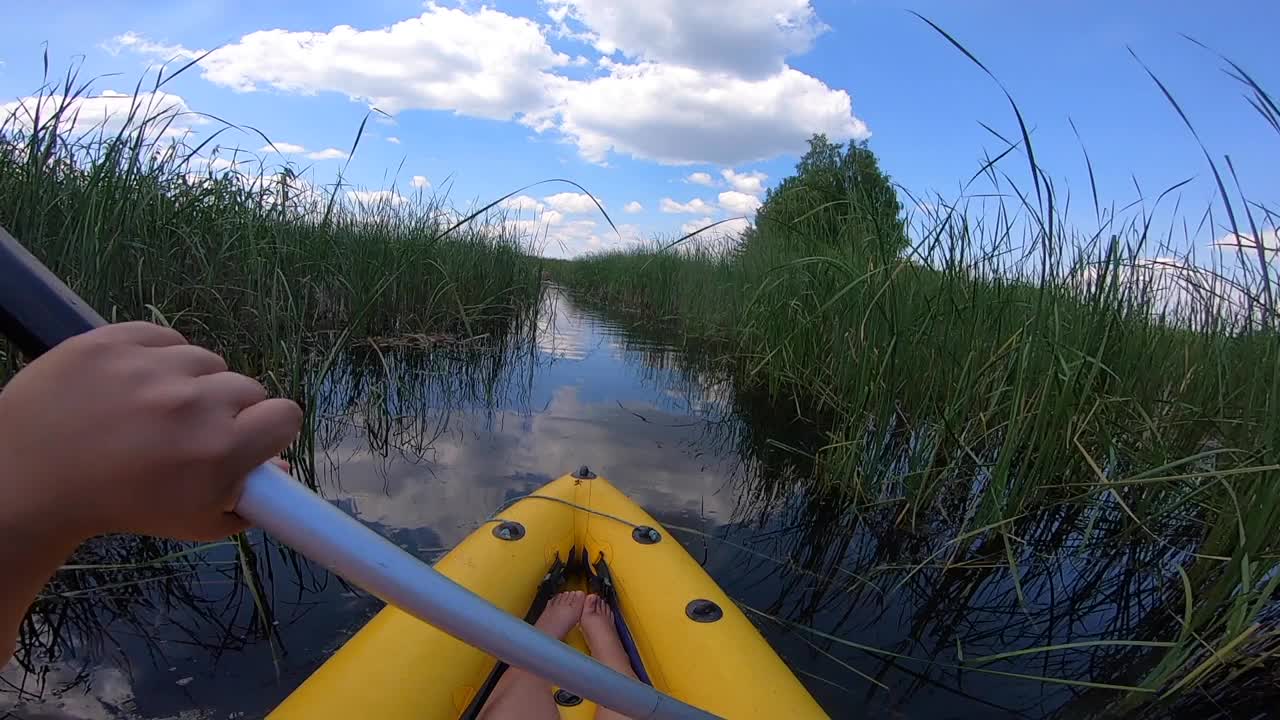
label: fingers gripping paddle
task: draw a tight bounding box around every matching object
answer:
[0,226,719,720]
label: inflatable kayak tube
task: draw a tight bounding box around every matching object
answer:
[270,470,827,719]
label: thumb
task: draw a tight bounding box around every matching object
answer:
[228,398,303,478]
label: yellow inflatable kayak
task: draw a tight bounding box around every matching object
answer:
[270,469,827,719]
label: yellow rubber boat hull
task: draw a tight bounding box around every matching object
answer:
[271,473,827,719]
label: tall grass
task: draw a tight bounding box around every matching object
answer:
[0,66,546,376]
[0,65,549,683]
[554,40,1278,716]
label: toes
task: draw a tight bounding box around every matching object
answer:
[548,590,586,612]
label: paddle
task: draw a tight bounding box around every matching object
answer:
[0,225,719,720]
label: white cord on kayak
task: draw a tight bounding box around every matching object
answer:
[486,493,641,529]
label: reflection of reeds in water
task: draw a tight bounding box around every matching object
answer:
[303,325,542,486]
[535,287,597,361]
[11,322,544,701]
[10,533,312,699]
[581,300,1277,718]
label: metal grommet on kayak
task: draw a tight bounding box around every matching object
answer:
[685,599,723,623]
[632,525,661,544]
[492,521,525,541]
[270,470,827,719]
[553,689,583,707]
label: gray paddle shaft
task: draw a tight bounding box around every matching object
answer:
[0,225,719,720]
[239,465,721,720]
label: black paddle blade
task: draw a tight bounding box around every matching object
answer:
[0,225,106,358]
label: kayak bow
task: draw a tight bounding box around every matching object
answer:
[273,471,828,719]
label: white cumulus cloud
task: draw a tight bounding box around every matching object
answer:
[544,0,826,78]
[306,147,347,161]
[108,31,199,62]
[527,218,644,258]
[680,216,716,235]
[527,61,866,165]
[346,189,406,206]
[543,191,601,214]
[679,216,751,238]
[623,201,644,213]
[207,156,253,172]
[718,190,762,214]
[112,4,569,119]
[114,2,867,166]
[661,197,715,214]
[500,194,545,212]
[1215,229,1279,256]
[686,172,714,186]
[721,168,768,196]
[258,142,307,154]
[410,175,430,189]
[386,136,401,144]
[0,90,205,138]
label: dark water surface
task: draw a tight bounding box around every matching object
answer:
[3,289,1169,719]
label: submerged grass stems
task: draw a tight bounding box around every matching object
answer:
[553,42,1277,717]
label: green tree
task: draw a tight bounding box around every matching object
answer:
[753,134,907,257]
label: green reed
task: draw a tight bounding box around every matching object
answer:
[0,66,546,374]
[554,39,1278,717]
[0,64,549,686]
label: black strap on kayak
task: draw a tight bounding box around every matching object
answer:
[589,553,653,687]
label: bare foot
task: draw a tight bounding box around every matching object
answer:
[478,591,585,720]
[579,594,635,676]
[535,590,586,641]
[580,595,638,720]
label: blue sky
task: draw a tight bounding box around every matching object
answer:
[1,0,1276,257]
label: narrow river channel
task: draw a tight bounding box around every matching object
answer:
[4,288,1159,719]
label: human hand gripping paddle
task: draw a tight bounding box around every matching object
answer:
[0,226,718,720]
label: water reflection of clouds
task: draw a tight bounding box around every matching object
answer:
[6,288,758,719]
[2,666,140,720]
[323,384,737,547]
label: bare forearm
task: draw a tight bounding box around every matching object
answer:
[0,494,79,666]
[0,322,301,664]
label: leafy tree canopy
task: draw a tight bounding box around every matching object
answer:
[752,134,907,257]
